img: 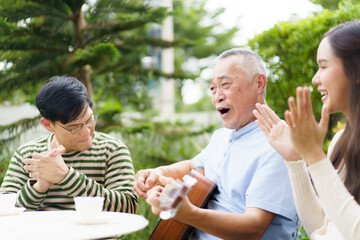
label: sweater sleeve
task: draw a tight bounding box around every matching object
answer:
[285,160,326,236]
[308,158,360,240]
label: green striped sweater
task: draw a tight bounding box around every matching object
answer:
[0,132,138,213]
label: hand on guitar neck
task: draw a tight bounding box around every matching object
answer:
[147,169,217,240]
[147,175,197,220]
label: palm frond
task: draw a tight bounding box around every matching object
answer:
[93,0,150,15]
[88,7,168,41]
[0,54,69,99]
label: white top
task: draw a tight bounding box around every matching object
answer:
[285,129,360,240]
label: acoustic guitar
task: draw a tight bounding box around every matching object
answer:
[149,169,217,240]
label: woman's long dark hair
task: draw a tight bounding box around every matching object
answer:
[326,20,360,203]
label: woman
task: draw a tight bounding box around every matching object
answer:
[253,20,360,240]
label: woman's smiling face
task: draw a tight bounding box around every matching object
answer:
[312,37,350,118]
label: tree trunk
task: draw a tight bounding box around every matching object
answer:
[76,65,93,99]
[73,9,93,99]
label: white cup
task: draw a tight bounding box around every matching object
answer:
[0,193,17,212]
[74,196,104,219]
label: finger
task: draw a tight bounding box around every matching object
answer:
[287,96,297,127]
[319,105,330,131]
[255,103,274,125]
[296,87,305,121]
[135,171,148,191]
[158,176,175,186]
[146,186,163,206]
[145,172,160,189]
[32,152,44,159]
[24,163,40,177]
[23,164,30,172]
[23,158,40,165]
[23,158,34,165]
[134,185,148,201]
[29,171,40,178]
[26,162,42,172]
[284,110,294,129]
[253,104,272,133]
[149,185,163,195]
[253,110,269,134]
[262,104,281,123]
[134,171,150,200]
[24,164,34,172]
[255,119,270,136]
[48,145,65,157]
[304,87,314,119]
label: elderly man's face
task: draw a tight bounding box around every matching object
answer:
[210,55,260,130]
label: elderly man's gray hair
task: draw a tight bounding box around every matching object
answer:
[219,48,267,80]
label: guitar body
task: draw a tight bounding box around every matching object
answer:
[149,169,217,240]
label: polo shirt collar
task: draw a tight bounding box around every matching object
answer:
[230,121,257,140]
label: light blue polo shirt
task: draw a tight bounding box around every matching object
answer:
[192,121,299,240]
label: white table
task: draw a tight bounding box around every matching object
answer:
[0,210,149,240]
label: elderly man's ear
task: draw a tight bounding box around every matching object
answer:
[255,74,267,94]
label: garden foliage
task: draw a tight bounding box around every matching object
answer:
[249,1,360,127]
[0,1,359,239]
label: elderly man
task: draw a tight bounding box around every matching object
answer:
[0,76,137,213]
[135,48,299,239]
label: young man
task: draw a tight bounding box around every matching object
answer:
[0,76,138,213]
[135,48,299,239]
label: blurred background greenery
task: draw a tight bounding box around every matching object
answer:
[0,0,359,239]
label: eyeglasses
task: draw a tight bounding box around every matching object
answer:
[55,112,99,135]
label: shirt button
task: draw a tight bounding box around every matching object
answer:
[229,139,232,143]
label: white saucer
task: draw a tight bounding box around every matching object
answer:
[0,207,25,216]
[74,214,108,225]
